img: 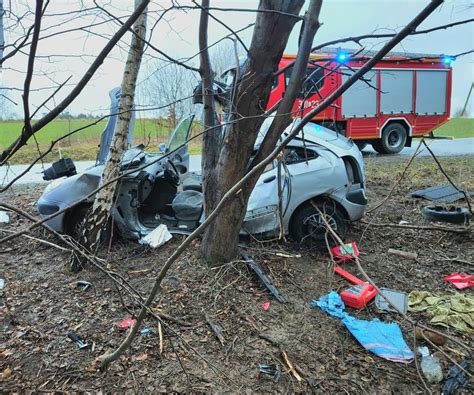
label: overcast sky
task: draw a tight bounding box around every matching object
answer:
[1,0,473,119]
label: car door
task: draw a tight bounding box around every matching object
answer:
[97,87,135,164]
[165,114,195,177]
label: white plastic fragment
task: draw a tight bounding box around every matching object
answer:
[139,224,172,248]
[0,211,10,224]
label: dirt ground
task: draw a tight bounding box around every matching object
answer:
[1,155,473,393]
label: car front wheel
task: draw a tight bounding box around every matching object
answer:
[290,201,348,244]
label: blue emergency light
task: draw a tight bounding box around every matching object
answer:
[442,56,455,65]
[336,51,348,63]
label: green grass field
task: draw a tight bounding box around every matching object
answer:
[1,117,472,164]
[0,118,202,164]
[432,117,474,138]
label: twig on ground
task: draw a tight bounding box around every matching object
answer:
[360,220,471,234]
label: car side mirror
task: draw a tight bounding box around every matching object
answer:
[159,143,168,154]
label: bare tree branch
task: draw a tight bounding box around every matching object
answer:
[0,0,151,165]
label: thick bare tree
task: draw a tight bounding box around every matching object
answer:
[70,1,147,270]
[199,0,322,264]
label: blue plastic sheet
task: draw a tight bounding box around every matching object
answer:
[310,292,414,363]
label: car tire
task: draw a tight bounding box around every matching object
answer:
[65,205,90,240]
[290,201,348,244]
[372,123,407,154]
[421,205,471,225]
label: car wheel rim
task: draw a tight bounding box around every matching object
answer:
[387,130,402,147]
[303,212,337,241]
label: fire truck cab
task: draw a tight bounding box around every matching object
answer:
[267,48,453,154]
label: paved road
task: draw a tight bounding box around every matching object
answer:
[362,137,474,157]
[0,138,472,186]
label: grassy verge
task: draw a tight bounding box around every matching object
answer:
[432,118,474,138]
[1,118,203,164]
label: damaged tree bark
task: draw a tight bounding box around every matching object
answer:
[69,1,147,271]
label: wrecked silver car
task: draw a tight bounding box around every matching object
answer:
[37,89,367,243]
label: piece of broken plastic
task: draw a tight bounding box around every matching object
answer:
[139,224,172,248]
[443,272,474,290]
[117,317,137,329]
[261,301,271,311]
[375,288,408,314]
[0,211,10,224]
[330,242,359,263]
[140,327,152,335]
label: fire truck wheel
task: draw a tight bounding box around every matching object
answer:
[374,123,407,154]
[290,201,348,244]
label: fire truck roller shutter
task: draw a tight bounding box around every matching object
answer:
[380,70,413,115]
[341,70,377,118]
[416,70,448,115]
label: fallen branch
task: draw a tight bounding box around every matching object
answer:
[361,220,471,234]
[204,313,225,346]
[388,248,418,260]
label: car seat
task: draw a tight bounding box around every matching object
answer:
[172,190,203,221]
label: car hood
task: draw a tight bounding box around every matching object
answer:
[256,117,360,159]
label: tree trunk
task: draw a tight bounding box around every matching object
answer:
[201,0,307,265]
[198,0,221,215]
[69,1,147,271]
[0,0,4,66]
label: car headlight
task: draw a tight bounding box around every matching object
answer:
[43,177,66,194]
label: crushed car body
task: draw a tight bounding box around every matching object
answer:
[37,89,367,243]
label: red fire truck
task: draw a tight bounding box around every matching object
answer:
[267,48,453,154]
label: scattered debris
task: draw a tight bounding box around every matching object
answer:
[414,327,446,346]
[418,346,443,384]
[275,252,301,258]
[442,359,471,395]
[281,351,303,381]
[375,288,408,314]
[261,301,271,311]
[421,205,471,224]
[311,292,414,363]
[67,332,89,350]
[139,224,172,248]
[2,367,12,381]
[409,291,474,333]
[258,364,281,382]
[411,184,470,203]
[0,278,4,290]
[76,280,92,291]
[140,327,152,335]
[117,317,137,329]
[242,252,288,304]
[330,242,359,263]
[387,248,418,260]
[334,265,377,309]
[158,322,163,354]
[205,314,225,346]
[443,272,473,290]
[399,220,410,225]
[0,211,10,224]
